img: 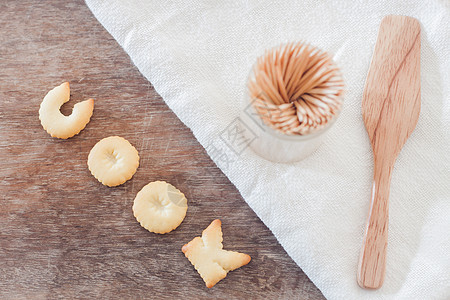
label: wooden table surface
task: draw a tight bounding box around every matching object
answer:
[0,1,324,299]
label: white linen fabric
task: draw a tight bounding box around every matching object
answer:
[86,1,450,299]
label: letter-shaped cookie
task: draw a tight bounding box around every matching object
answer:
[88,136,139,187]
[133,181,188,234]
[39,82,94,139]
[182,219,251,288]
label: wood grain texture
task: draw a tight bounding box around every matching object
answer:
[0,1,324,299]
[358,15,421,289]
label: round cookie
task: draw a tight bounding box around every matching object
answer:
[88,136,139,187]
[133,181,188,234]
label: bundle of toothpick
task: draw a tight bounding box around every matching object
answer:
[248,42,345,135]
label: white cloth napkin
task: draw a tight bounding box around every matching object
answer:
[86,1,450,299]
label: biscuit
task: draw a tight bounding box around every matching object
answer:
[133,181,188,234]
[87,136,139,187]
[39,82,94,139]
[182,219,251,288]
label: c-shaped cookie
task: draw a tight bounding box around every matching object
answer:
[39,82,94,139]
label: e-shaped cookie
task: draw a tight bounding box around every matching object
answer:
[182,219,251,288]
[39,82,94,139]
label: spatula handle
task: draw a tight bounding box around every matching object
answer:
[357,161,393,289]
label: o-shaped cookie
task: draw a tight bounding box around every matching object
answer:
[39,82,94,139]
[133,181,188,234]
[88,136,139,187]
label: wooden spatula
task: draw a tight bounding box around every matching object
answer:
[357,15,421,289]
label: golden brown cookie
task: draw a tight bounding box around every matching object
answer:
[182,219,251,288]
[87,136,139,187]
[133,181,188,234]
[39,82,94,139]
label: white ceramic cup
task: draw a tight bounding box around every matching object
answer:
[239,95,341,163]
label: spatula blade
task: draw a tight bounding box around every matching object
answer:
[362,15,421,161]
